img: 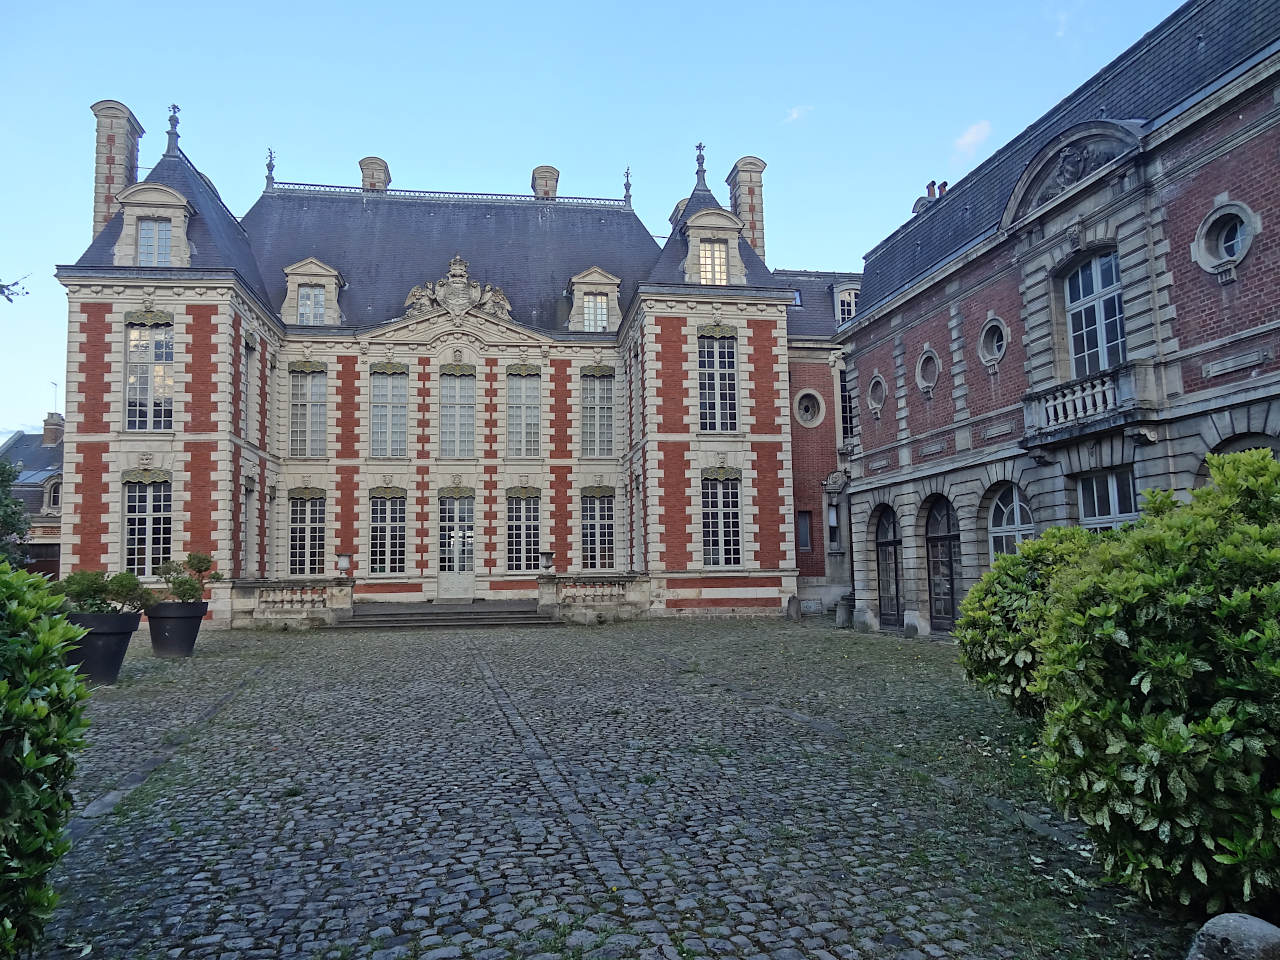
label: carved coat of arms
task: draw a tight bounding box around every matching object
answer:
[404,255,513,323]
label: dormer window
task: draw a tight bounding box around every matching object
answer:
[699,239,728,285]
[298,285,326,325]
[584,293,608,332]
[137,218,171,266]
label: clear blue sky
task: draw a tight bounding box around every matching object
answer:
[1,0,1182,437]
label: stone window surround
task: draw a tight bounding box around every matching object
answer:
[111,183,193,268]
[567,268,623,332]
[283,258,344,326]
[1191,197,1261,282]
[681,208,748,286]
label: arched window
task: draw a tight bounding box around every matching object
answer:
[875,509,903,629]
[989,484,1034,557]
[925,498,962,630]
[1065,251,1126,378]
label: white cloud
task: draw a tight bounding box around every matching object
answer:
[954,120,992,158]
[783,105,813,124]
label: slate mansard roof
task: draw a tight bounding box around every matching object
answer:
[857,0,1280,315]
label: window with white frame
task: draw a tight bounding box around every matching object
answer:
[699,239,728,285]
[698,336,738,431]
[506,496,540,571]
[137,218,171,267]
[583,293,609,332]
[701,478,742,566]
[838,289,856,325]
[371,371,409,457]
[289,371,326,457]
[124,481,172,576]
[441,374,476,458]
[289,496,326,574]
[369,495,406,574]
[1066,251,1126,378]
[581,494,615,570]
[1078,468,1138,530]
[506,374,540,457]
[126,325,174,431]
[297,284,326,325]
[582,374,614,457]
[989,483,1035,557]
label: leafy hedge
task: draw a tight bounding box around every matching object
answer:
[0,564,91,955]
[1037,450,1280,915]
[955,525,1099,720]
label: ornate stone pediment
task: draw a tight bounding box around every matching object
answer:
[404,255,513,323]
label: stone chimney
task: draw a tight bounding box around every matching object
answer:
[726,156,767,263]
[359,157,391,191]
[42,412,64,447]
[531,165,559,199]
[90,100,144,240]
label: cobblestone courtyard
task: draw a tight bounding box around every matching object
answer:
[46,619,1193,960]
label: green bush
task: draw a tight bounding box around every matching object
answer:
[955,525,1100,720]
[1037,449,1280,916]
[0,563,91,954]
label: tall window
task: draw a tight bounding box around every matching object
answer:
[137,218,171,267]
[583,293,609,332]
[124,482,171,576]
[126,325,174,431]
[699,239,728,285]
[1079,468,1138,530]
[507,374,540,457]
[989,484,1035,557]
[441,374,476,458]
[581,494,615,570]
[701,478,741,566]
[297,284,325,325]
[698,337,737,431]
[371,372,408,457]
[1066,251,1126,378]
[582,375,614,457]
[838,289,856,325]
[289,496,326,575]
[506,496,540,571]
[370,495,406,574]
[289,371,326,457]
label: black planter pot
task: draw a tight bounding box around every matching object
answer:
[146,601,209,658]
[65,612,141,685]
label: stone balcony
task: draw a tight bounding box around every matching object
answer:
[1022,360,1158,446]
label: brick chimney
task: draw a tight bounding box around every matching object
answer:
[531,165,559,199]
[726,156,767,262]
[90,100,144,240]
[359,157,391,191]
[42,412,64,447]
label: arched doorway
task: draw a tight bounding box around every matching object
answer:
[875,509,903,629]
[925,498,962,630]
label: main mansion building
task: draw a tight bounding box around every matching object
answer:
[54,0,1280,627]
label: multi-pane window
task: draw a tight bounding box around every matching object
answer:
[289,371,326,457]
[838,289,856,325]
[369,496,406,574]
[583,293,609,332]
[124,482,171,576]
[439,496,475,572]
[1066,251,1126,378]
[137,218,171,267]
[701,479,742,566]
[126,325,174,431]
[840,374,856,443]
[698,336,738,431]
[441,374,476,458]
[582,375,614,457]
[1079,468,1139,530]
[699,239,728,285]
[989,483,1035,557]
[507,374,540,457]
[371,372,409,457]
[297,284,325,325]
[289,496,326,575]
[506,496,541,571]
[581,495,615,570]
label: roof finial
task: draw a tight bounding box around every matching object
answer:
[623,166,631,208]
[265,148,276,189]
[695,142,707,189]
[165,103,181,156]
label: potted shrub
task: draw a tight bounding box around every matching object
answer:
[146,552,222,658]
[52,571,154,684]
